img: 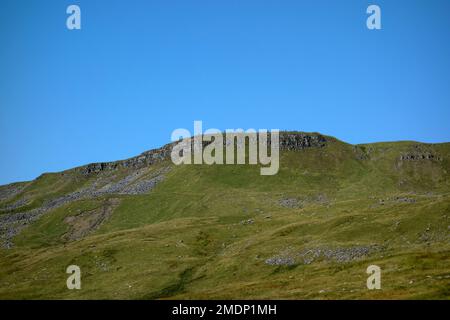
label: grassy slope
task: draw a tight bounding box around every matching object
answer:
[0,138,449,299]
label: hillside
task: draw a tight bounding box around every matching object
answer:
[0,132,449,299]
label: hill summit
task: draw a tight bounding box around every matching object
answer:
[0,132,449,299]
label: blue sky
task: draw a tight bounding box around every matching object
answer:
[0,0,449,184]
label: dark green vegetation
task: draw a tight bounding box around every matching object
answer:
[0,132,449,299]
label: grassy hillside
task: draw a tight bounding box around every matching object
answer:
[0,133,449,299]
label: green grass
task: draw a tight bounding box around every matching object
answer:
[0,137,449,299]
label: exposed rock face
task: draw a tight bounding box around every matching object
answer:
[400,144,442,161]
[400,153,441,161]
[78,143,175,176]
[279,132,327,150]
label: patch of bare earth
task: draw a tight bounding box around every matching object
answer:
[63,198,121,241]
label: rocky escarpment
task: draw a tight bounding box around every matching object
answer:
[71,132,328,177]
[400,145,443,161]
[400,152,442,161]
[78,143,175,176]
[279,132,327,150]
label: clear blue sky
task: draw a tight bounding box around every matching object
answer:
[1,0,449,184]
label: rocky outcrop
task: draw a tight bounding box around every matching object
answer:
[279,132,327,150]
[265,245,381,266]
[400,144,442,161]
[400,153,442,161]
[78,143,175,176]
